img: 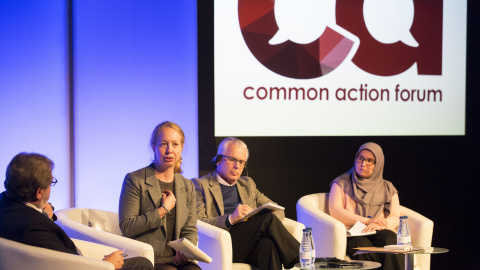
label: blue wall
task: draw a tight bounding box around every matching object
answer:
[0,0,198,212]
[0,0,70,208]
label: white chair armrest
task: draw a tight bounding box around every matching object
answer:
[400,206,434,247]
[297,195,347,259]
[0,237,114,270]
[71,238,118,260]
[296,194,434,270]
[197,220,234,270]
[197,218,300,270]
[56,210,155,266]
[400,206,434,270]
[282,217,305,242]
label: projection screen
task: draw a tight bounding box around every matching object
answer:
[214,0,466,136]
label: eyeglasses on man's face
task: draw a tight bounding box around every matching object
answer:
[219,155,247,167]
[51,177,58,186]
[355,156,376,166]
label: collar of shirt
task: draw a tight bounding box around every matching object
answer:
[216,173,236,186]
[24,202,44,213]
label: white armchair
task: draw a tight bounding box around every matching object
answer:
[0,237,115,270]
[55,208,155,266]
[196,217,305,270]
[296,193,434,270]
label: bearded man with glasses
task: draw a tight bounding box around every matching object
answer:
[192,137,300,270]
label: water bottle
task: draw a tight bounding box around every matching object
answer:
[397,216,412,246]
[307,227,316,266]
[299,229,312,269]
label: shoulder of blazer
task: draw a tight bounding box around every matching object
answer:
[174,173,195,191]
[126,165,158,187]
[126,165,149,179]
[192,172,216,187]
[237,176,255,188]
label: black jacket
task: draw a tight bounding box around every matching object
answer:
[0,192,78,254]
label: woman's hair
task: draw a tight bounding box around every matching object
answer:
[4,152,54,202]
[150,121,185,173]
[217,137,249,160]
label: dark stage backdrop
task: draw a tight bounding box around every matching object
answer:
[198,1,480,269]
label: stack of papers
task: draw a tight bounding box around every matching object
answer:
[384,245,413,251]
[168,238,212,263]
[239,203,285,222]
[354,246,425,254]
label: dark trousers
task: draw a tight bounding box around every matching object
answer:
[154,261,201,270]
[122,257,154,270]
[229,213,300,270]
[347,229,404,270]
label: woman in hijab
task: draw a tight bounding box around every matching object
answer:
[329,142,403,270]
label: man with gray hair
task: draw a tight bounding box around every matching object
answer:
[0,152,153,270]
[192,137,299,270]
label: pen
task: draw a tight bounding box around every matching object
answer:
[104,247,128,257]
[104,254,128,257]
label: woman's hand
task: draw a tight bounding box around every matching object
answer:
[363,217,388,232]
[367,216,387,227]
[162,190,176,210]
[363,222,386,232]
[158,190,176,217]
[173,251,188,266]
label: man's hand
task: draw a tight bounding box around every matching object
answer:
[103,250,125,269]
[42,202,54,220]
[230,204,253,224]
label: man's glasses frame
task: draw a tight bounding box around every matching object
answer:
[218,155,247,167]
[51,177,58,186]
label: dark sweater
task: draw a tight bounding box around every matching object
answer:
[220,184,241,215]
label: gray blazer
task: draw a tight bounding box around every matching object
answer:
[192,172,284,230]
[119,164,198,262]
